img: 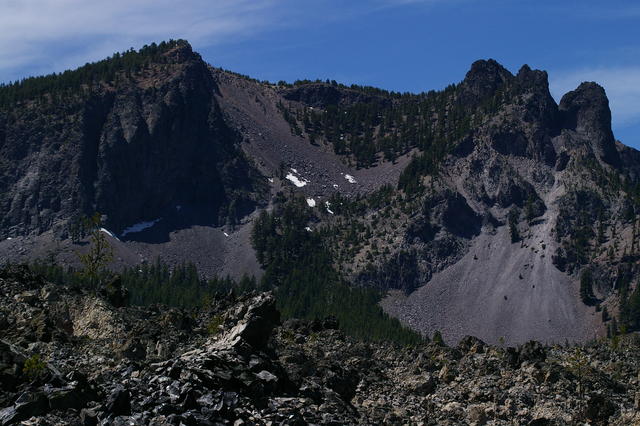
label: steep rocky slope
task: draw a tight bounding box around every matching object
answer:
[374,66,626,344]
[2,266,640,425]
[304,61,640,344]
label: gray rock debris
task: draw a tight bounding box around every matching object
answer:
[1,265,640,424]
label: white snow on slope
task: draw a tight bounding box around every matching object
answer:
[306,198,316,207]
[325,201,334,215]
[286,174,308,187]
[121,219,161,237]
[223,232,229,237]
[344,174,357,184]
[100,228,120,241]
[286,168,309,187]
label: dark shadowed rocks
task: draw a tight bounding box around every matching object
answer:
[214,292,280,351]
[1,268,640,424]
[458,335,486,354]
[559,82,620,166]
[458,59,513,107]
[99,276,129,308]
[441,193,482,238]
[106,386,131,416]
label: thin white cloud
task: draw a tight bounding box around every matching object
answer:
[375,0,467,9]
[550,67,640,128]
[0,0,459,82]
[0,0,283,81]
[577,5,640,20]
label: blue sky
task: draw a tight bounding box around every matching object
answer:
[2,0,639,148]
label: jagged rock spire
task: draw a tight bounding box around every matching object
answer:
[559,82,619,166]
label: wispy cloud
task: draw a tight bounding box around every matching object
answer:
[0,0,456,82]
[550,67,640,128]
[375,0,468,9]
[577,4,640,20]
[0,0,284,81]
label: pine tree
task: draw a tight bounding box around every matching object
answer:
[579,269,596,305]
[77,213,113,289]
[508,208,521,243]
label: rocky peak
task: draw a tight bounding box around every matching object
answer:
[515,64,552,96]
[161,40,199,64]
[459,59,513,102]
[460,61,560,162]
[513,64,559,127]
[559,82,619,165]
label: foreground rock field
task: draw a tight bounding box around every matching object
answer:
[1,265,639,425]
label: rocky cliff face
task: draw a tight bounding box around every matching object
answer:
[559,82,619,166]
[0,42,263,239]
[1,266,640,425]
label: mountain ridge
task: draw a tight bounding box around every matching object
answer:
[1,40,640,346]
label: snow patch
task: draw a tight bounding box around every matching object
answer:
[223,232,229,237]
[286,169,309,188]
[286,174,308,187]
[121,219,161,237]
[344,174,357,184]
[100,228,120,241]
[325,201,334,215]
[268,178,274,183]
[333,184,339,189]
[305,226,312,232]
[306,198,316,207]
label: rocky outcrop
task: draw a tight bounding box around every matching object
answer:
[1,267,640,424]
[457,59,513,107]
[559,82,619,166]
[0,42,264,239]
